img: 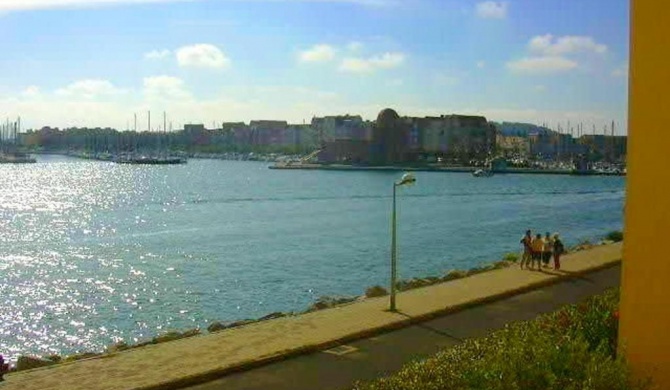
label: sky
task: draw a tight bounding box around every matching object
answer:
[0,0,629,133]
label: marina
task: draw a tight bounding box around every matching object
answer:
[1,118,36,164]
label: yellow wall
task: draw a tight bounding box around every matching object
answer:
[619,0,670,385]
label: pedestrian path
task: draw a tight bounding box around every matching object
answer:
[187,265,621,390]
[2,243,622,390]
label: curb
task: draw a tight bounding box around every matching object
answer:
[137,259,622,390]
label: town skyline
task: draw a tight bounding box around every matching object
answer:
[0,0,629,133]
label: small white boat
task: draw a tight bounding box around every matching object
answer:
[472,169,493,177]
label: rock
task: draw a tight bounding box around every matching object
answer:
[225,319,255,329]
[181,328,200,338]
[62,352,100,363]
[133,341,154,349]
[306,295,358,312]
[443,270,467,281]
[16,356,56,371]
[493,260,512,269]
[406,278,431,289]
[153,331,181,343]
[395,280,410,291]
[207,321,226,333]
[106,342,129,353]
[308,301,330,311]
[259,312,285,321]
[43,354,62,363]
[466,267,484,276]
[365,285,388,298]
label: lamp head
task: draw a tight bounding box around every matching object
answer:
[397,172,416,186]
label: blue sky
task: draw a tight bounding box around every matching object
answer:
[0,0,629,133]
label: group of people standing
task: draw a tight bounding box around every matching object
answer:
[520,230,565,270]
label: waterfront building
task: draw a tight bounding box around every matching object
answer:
[316,108,496,165]
[249,120,288,147]
[310,114,371,144]
[284,124,318,150]
[403,114,496,163]
[370,108,407,165]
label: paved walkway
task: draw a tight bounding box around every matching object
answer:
[188,265,621,390]
[2,243,622,390]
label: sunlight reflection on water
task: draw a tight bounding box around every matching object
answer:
[0,156,625,362]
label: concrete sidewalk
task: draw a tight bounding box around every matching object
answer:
[188,265,621,390]
[2,243,622,390]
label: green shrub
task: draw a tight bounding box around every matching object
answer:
[606,230,624,242]
[538,289,619,358]
[352,289,646,390]
[502,252,520,262]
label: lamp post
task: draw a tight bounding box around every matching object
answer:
[390,172,416,312]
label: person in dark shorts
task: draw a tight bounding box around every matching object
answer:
[542,232,553,267]
[0,354,7,382]
[531,233,544,270]
[553,233,565,270]
[520,230,533,269]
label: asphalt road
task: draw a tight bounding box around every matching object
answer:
[187,265,621,390]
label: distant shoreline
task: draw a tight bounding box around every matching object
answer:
[269,163,626,176]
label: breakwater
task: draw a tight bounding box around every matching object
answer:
[269,162,625,176]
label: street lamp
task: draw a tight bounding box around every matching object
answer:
[390,172,416,312]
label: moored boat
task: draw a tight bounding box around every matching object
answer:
[472,169,493,177]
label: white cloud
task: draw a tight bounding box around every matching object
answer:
[55,79,124,99]
[143,75,191,100]
[347,41,363,51]
[507,34,608,75]
[22,85,41,98]
[339,52,405,73]
[476,61,486,69]
[611,63,629,78]
[298,44,336,63]
[529,34,607,56]
[144,49,171,60]
[507,56,578,73]
[475,1,507,19]
[534,85,546,92]
[176,44,230,69]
